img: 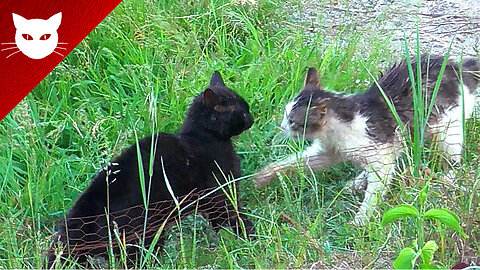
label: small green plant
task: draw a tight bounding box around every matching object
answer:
[372,29,471,269]
[381,183,468,269]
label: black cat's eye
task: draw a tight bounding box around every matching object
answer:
[40,34,51,40]
[22,34,33,40]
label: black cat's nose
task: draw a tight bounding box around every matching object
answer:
[244,113,253,129]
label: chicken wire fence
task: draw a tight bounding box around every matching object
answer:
[48,185,249,266]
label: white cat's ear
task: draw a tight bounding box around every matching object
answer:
[12,13,27,29]
[48,12,62,30]
[304,67,320,87]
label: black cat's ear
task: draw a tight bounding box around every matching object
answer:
[203,89,221,108]
[210,71,226,87]
[311,98,330,115]
[304,67,320,87]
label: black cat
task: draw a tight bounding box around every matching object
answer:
[47,71,254,267]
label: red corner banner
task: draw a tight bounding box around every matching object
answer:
[0,0,123,122]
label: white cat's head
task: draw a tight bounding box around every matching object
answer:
[12,12,62,59]
[282,67,332,140]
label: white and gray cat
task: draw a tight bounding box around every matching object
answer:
[255,56,480,225]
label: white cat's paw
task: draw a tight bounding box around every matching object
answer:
[440,169,468,192]
[352,213,369,227]
[345,171,369,193]
[345,177,368,193]
[443,169,457,185]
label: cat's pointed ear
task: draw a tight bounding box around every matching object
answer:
[304,67,320,87]
[203,89,221,108]
[12,13,27,29]
[209,71,226,87]
[48,12,62,30]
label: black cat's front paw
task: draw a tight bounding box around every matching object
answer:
[240,217,255,238]
[224,214,255,240]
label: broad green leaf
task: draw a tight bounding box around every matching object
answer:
[381,205,419,226]
[423,209,468,238]
[393,247,416,270]
[420,240,438,265]
[419,263,439,269]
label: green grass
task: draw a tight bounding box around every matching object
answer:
[0,0,478,268]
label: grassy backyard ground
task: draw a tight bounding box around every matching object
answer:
[0,0,478,268]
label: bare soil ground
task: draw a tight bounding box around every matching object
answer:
[288,0,480,57]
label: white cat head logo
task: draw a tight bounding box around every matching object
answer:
[1,12,66,59]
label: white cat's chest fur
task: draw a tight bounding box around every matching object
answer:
[317,112,372,154]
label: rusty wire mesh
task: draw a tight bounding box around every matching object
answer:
[49,185,249,266]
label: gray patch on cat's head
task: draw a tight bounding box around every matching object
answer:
[283,67,336,139]
[283,67,361,140]
[285,95,331,139]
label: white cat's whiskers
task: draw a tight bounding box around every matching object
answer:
[1,42,20,58]
[1,46,18,51]
[55,43,68,55]
[53,51,64,57]
[6,50,21,58]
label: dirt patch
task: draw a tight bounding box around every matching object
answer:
[309,250,394,269]
[288,0,480,57]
